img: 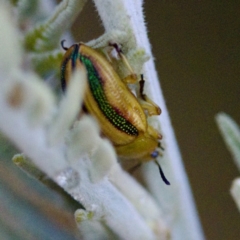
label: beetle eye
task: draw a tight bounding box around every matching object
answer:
[151,150,159,158]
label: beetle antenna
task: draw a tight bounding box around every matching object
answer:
[154,160,170,185]
[61,40,68,51]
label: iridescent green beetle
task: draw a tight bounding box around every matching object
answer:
[60,41,170,185]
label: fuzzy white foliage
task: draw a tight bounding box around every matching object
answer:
[4,70,56,126]
[26,0,87,51]
[0,2,22,76]
[66,116,101,160]
[230,178,240,212]
[109,164,170,236]
[90,139,117,183]
[75,209,113,240]
[48,68,87,146]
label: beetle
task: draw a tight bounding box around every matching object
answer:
[60,40,170,185]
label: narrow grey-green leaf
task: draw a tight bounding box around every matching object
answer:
[216,112,240,171]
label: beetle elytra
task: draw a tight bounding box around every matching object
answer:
[60,41,170,185]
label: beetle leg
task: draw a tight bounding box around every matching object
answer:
[109,42,136,75]
[97,43,161,116]
[86,30,128,49]
[122,74,138,84]
[139,75,161,116]
[147,125,162,140]
[109,46,161,116]
[139,99,161,116]
[93,43,137,86]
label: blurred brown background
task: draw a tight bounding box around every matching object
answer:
[145,1,240,240]
[74,1,240,239]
